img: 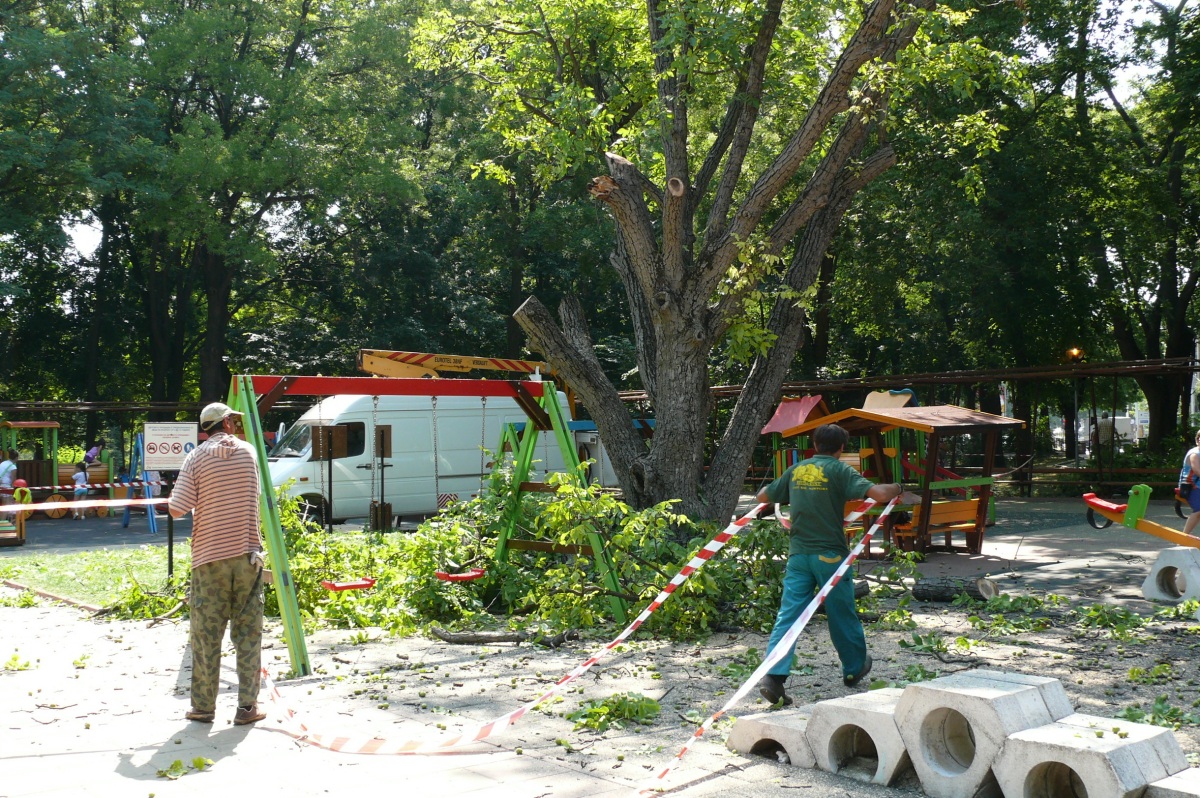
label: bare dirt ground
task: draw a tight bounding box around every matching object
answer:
[3,497,1200,797]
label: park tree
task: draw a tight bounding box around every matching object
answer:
[0,1,106,402]
[426,0,1008,518]
[1086,1,1199,449]
[819,1,1114,454]
[821,1,1199,455]
[13,0,435,405]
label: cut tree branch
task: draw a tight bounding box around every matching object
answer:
[589,155,662,312]
[702,0,784,243]
[429,626,580,647]
[513,295,649,500]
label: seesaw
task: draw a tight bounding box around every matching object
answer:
[1082,485,1200,549]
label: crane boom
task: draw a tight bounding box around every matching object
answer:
[357,349,547,379]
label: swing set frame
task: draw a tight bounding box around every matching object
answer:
[229,373,626,676]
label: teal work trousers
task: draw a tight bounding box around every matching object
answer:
[765,551,866,681]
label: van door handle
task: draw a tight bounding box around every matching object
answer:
[356,464,373,470]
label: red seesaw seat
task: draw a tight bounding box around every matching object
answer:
[1082,493,1127,514]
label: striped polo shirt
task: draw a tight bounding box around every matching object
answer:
[169,432,262,568]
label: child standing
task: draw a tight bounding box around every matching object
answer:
[72,462,88,519]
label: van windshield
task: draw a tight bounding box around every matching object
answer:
[268,423,312,458]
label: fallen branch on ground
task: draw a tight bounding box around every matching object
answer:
[145,600,186,627]
[429,626,579,648]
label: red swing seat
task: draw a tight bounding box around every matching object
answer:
[434,568,486,582]
[321,577,377,591]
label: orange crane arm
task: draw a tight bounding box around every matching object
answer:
[357,349,547,378]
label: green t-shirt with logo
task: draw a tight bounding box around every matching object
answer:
[763,455,875,557]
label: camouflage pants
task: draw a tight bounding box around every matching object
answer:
[189,554,263,711]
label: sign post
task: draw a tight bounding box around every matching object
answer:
[142,423,197,562]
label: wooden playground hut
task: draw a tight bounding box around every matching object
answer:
[779,405,1025,554]
[760,395,831,475]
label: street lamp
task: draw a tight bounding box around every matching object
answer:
[1067,347,1085,465]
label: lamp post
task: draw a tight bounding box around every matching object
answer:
[1067,347,1085,466]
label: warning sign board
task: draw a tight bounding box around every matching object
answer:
[144,423,198,470]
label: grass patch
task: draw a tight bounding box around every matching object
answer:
[0,545,187,607]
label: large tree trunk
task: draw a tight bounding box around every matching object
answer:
[514,0,932,520]
[1140,375,1186,452]
[128,221,193,416]
[82,195,124,444]
[198,243,234,402]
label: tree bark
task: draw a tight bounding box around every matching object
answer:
[515,295,652,505]
[197,242,234,402]
[912,576,998,603]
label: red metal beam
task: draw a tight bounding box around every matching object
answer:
[245,375,548,399]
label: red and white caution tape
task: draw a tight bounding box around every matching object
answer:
[11,481,168,492]
[635,497,897,794]
[261,501,784,754]
[0,497,168,514]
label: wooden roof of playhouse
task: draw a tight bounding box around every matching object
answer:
[777,404,1025,438]
[0,421,60,430]
[760,395,830,435]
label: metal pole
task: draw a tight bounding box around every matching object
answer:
[1074,379,1080,468]
[167,512,174,579]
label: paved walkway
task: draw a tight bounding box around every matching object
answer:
[1,496,1194,797]
[8,507,191,555]
[883,497,1184,608]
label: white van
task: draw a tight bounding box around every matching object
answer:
[267,392,577,522]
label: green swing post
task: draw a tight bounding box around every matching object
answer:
[495,418,539,563]
[494,381,627,624]
[229,376,311,677]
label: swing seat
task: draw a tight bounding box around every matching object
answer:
[435,567,486,582]
[321,577,376,592]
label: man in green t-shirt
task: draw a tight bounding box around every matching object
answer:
[755,424,918,706]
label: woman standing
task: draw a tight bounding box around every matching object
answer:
[1179,432,1200,536]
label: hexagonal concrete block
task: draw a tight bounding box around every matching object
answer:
[1142,547,1200,603]
[804,687,912,786]
[726,705,817,768]
[1148,767,1200,797]
[893,670,1074,798]
[994,712,1188,798]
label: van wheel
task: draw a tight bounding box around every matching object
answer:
[299,495,329,526]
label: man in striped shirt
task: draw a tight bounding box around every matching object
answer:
[169,402,267,726]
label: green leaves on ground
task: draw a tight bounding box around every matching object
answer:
[567,692,661,732]
[155,757,213,780]
[0,590,38,608]
[1116,696,1200,730]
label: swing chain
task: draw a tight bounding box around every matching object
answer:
[370,395,379,512]
[479,396,487,494]
[431,396,441,508]
[315,396,327,529]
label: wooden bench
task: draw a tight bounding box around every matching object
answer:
[892,498,983,554]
